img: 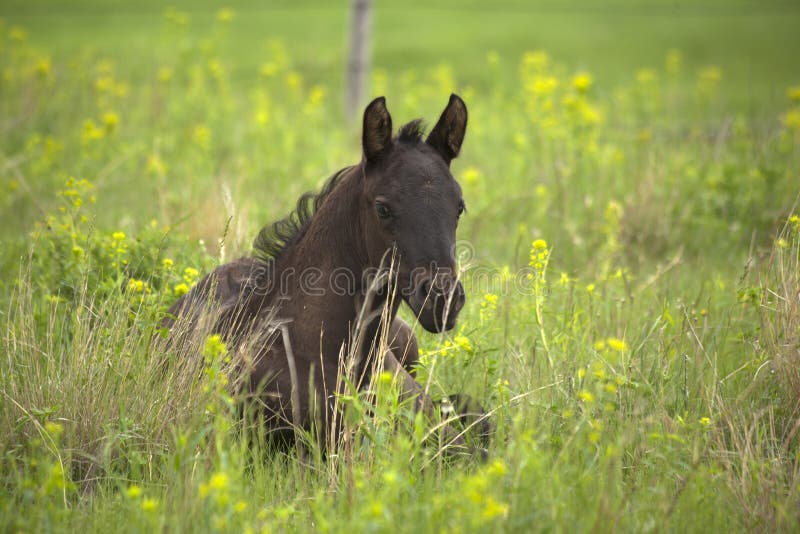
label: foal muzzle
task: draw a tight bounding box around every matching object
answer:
[407,273,465,333]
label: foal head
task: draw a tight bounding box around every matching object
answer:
[359,94,468,333]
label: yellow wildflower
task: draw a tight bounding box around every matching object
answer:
[203,337,230,379]
[522,50,550,72]
[382,470,398,485]
[377,371,394,387]
[260,62,278,77]
[369,501,384,518]
[208,58,224,80]
[127,279,149,294]
[44,421,64,438]
[572,72,592,93]
[462,166,481,185]
[34,56,52,77]
[174,283,189,297]
[146,154,167,175]
[183,267,200,284]
[255,108,270,126]
[82,119,104,142]
[141,498,158,512]
[285,72,302,92]
[579,103,602,125]
[216,8,235,23]
[606,337,628,352]
[482,497,509,520]
[102,112,119,132]
[207,471,228,491]
[454,334,472,352]
[593,366,606,379]
[783,109,800,130]
[480,293,498,323]
[530,77,558,95]
[158,67,173,83]
[192,124,211,150]
[308,85,325,106]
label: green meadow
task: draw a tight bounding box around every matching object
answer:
[1,1,800,531]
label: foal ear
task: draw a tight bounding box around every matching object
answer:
[362,96,393,162]
[426,94,468,165]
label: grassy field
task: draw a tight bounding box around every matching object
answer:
[2,1,800,531]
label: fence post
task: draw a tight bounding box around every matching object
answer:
[345,0,372,124]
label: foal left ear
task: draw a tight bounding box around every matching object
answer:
[363,96,393,162]
[426,94,468,165]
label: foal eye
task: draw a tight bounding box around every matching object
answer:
[375,201,391,219]
[457,201,466,219]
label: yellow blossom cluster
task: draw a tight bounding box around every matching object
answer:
[528,238,549,279]
[126,278,150,294]
[519,50,603,143]
[460,459,511,525]
[593,337,628,353]
[479,293,499,324]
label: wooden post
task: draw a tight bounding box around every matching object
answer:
[345,0,372,124]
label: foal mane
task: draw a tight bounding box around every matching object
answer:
[397,119,425,144]
[252,120,428,264]
[253,165,354,262]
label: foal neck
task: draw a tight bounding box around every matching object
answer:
[270,164,375,304]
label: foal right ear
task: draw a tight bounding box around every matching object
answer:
[362,96,393,162]
[426,94,467,165]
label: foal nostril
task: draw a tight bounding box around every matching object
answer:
[453,281,466,312]
[418,279,432,301]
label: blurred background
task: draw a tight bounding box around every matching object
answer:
[3,0,798,105]
[1,0,799,271]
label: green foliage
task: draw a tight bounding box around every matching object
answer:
[27,177,211,307]
[1,5,800,533]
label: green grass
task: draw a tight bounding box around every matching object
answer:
[4,1,799,104]
[2,1,800,532]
